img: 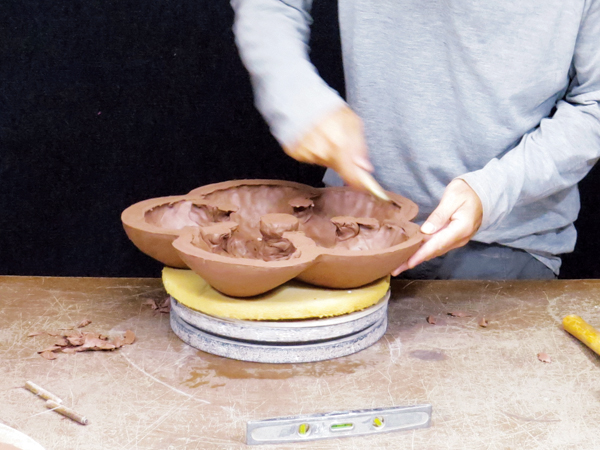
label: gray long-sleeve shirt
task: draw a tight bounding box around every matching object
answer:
[231,0,600,274]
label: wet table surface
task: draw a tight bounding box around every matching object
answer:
[1,276,599,449]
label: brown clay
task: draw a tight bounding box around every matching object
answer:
[122,179,423,297]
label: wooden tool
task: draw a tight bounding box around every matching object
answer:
[563,315,600,356]
[24,381,89,425]
[24,381,62,404]
[46,400,89,425]
[355,168,391,202]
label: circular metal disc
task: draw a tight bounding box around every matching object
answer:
[170,311,388,364]
[169,290,389,343]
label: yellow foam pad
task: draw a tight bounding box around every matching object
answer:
[162,267,390,321]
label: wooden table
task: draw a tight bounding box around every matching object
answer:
[1,276,599,449]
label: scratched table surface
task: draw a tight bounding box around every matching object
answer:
[1,276,599,450]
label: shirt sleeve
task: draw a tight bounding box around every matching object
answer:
[230,0,347,147]
[459,0,600,232]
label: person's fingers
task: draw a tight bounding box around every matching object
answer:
[420,182,468,235]
[353,155,374,173]
[286,106,374,191]
[391,232,433,276]
[286,136,329,166]
[391,262,408,277]
[405,219,472,269]
[392,179,483,276]
[323,109,371,185]
[330,142,371,190]
[401,184,470,266]
[287,137,371,192]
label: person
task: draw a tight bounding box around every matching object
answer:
[230,0,600,279]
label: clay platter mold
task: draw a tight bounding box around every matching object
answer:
[122,179,423,297]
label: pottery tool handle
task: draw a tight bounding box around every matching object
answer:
[355,168,390,202]
[563,315,600,356]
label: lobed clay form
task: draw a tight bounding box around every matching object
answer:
[122,180,423,297]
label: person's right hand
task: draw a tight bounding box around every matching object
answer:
[283,106,374,190]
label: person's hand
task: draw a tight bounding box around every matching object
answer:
[283,106,374,190]
[392,179,483,276]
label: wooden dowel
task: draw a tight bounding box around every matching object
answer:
[24,381,63,404]
[46,400,89,425]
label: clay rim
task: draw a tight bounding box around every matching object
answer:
[189,180,419,222]
[187,178,322,197]
[121,180,320,237]
[121,194,207,236]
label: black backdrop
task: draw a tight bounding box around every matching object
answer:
[1,1,598,278]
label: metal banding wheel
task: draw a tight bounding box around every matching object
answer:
[169,292,390,364]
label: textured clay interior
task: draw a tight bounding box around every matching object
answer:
[122,180,422,297]
[145,186,408,261]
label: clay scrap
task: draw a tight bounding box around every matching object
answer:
[144,297,171,313]
[29,327,136,359]
[448,311,471,318]
[77,319,92,328]
[537,352,552,363]
[122,179,423,297]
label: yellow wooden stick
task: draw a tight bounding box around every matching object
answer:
[563,315,600,356]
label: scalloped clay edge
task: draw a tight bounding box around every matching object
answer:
[122,179,423,297]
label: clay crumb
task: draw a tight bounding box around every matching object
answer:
[448,311,471,317]
[40,351,57,361]
[159,298,171,312]
[27,331,45,337]
[67,335,84,346]
[123,330,136,345]
[537,352,552,363]
[54,338,69,347]
[478,317,489,327]
[81,334,114,350]
[145,297,171,313]
[426,315,437,325]
[77,319,92,328]
[37,345,62,354]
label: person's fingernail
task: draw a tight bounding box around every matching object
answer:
[353,156,373,172]
[421,222,436,234]
[392,264,407,276]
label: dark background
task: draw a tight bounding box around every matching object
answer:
[1,1,598,279]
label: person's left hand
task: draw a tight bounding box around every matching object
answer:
[392,179,483,276]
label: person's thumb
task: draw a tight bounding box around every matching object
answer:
[421,201,455,235]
